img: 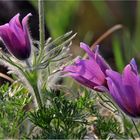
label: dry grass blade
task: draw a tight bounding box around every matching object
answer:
[84,24,123,59]
[0,72,14,83]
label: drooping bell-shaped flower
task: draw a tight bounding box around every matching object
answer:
[0,13,32,60]
[63,42,110,92]
[106,59,140,117]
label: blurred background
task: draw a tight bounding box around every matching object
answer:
[0,0,139,78]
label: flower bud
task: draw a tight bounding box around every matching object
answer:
[0,13,32,60]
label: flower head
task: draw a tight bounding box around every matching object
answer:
[63,42,110,92]
[106,59,140,117]
[0,13,32,60]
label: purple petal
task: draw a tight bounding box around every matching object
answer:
[22,13,32,49]
[0,23,10,41]
[63,65,78,73]
[80,42,110,73]
[9,13,21,28]
[94,85,109,92]
[130,58,138,75]
[123,64,139,87]
[123,64,140,110]
[106,69,122,89]
[67,73,98,90]
[95,46,110,73]
[107,77,136,117]
[80,42,95,58]
[0,24,15,50]
[0,26,26,59]
[64,59,105,85]
[9,13,24,41]
[107,68,140,117]
[106,69,132,102]
[22,13,32,34]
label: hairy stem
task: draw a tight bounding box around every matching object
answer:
[26,71,43,108]
[33,83,43,108]
[29,0,45,108]
[38,0,45,59]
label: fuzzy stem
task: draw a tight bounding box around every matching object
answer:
[25,59,42,107]
[131,119,140,138]
[33,84,43,108]
[30,0,45,108]
[26,72,43,108]
[38,0,45,55]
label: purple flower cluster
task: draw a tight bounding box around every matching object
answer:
[0,13,32,60]
[1,13,140,118]
[63,42,140,118]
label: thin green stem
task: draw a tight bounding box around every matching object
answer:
[25,61,43,108]
[25,72,43,108]
[33,84,43,108]
[131,119,140,138]
[38,0,45,61]
[30,0,45,108]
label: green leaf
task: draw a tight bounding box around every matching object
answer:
[112,36,125,72]
[134,1,140,51]
[45,1,79,38]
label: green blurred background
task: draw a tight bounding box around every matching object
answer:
[30,0,140,72]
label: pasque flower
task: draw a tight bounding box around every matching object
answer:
[0,13,32,60]
[106,59,140,117]
[63,42,110,92]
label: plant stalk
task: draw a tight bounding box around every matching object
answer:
[131,119,140,138]
[38,0,45,57]
[30,0,45,108]
[33,84,43,108]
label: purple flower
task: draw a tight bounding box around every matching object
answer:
[0,13,32,60]
[63,42,110,92]
[106,59,140,117]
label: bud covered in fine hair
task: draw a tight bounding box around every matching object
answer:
[0,13,32,60]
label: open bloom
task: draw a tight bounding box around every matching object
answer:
[0,13,32,60]
[106,59,140,117]
[63,42,110,92]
